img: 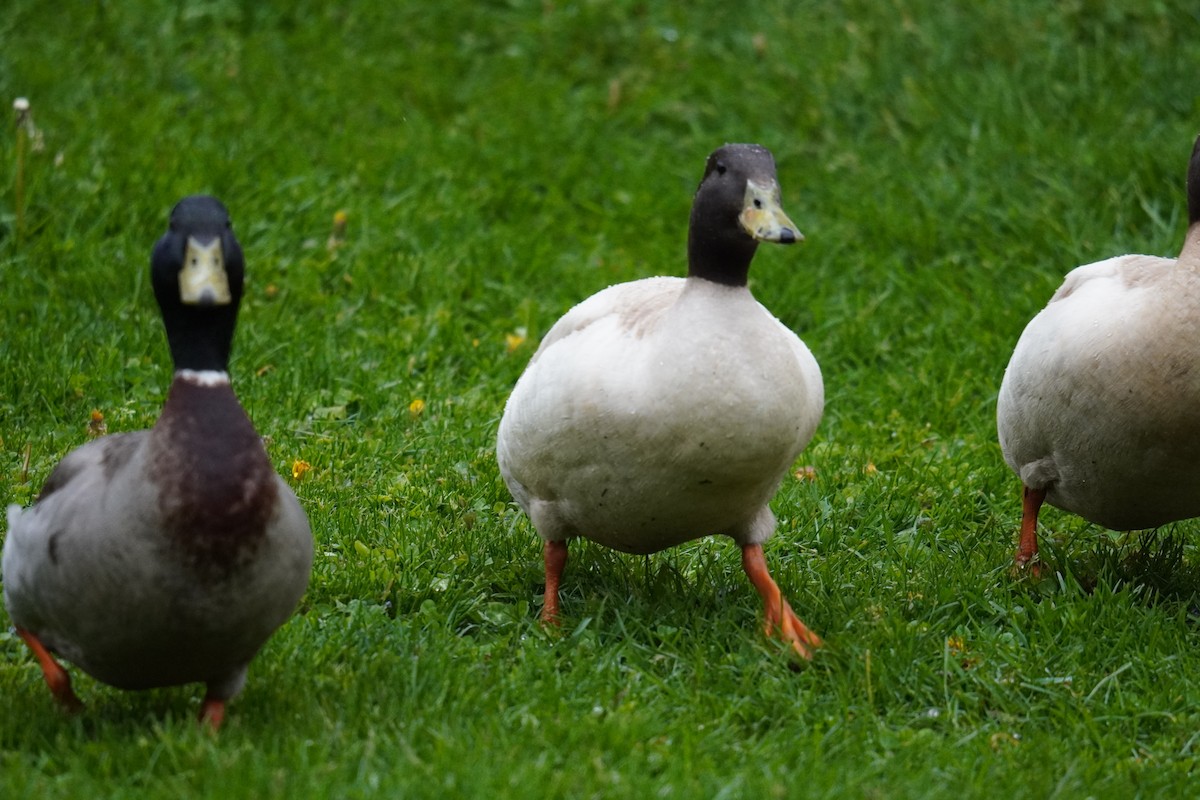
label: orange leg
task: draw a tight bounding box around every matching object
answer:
[741,543,823,660]
[16,627,84,712]
[541,540,569,625]
[1015,485,1046,574]
[199,695,226,731]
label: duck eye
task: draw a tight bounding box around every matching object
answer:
[753,198,763,209]
[715,161,727,175]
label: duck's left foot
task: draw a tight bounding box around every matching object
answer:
[540,539,569,626]
[767,593,824,659]
[16,627,84,712]
[199,697,226,731]
[1012,555,1049,581]
[1013,485,1047,578]
[741,544,823,660]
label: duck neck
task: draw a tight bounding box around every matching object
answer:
[160,302,239,374]
[1179,223,1200,270]
[686,225,757,287]
[157,371,260,451]
[1180,140,1200,267]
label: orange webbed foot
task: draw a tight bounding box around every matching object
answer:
[16,627,84,713]
[741,544,823,660]
[199,697,226,731]
[1012,553,1050,581]
[1013,485,1047,579]
[540,540,569,627]
[764,592,824,660]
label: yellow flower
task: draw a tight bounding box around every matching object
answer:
[794,465,818,482]
[409,398,426,417]
[989,732,1020,750]
[291,459,312,480]
[86,409,107,438]
[947,635,978,669]
[505,327,528,353]
[327,210,349,252]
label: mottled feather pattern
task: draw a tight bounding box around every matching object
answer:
[152,380,278,577]
[1,195,313,724]
[35,451,90,503]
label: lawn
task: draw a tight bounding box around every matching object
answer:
[3,0,1200,796]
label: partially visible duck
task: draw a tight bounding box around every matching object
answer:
[3,196,313,728]
[998,135,1200,570]
[497,144,825,658]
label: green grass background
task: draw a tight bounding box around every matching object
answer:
[4,0,1200,796]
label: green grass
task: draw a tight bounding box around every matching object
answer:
[4,0,1200,796]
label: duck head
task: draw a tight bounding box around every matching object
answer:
[151,196,245,373]
[687,144,801,287]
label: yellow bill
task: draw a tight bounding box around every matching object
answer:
[739,179,803,244]
[179,237,232,305]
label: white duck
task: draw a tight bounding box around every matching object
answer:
[3,196,313,728]
[998,136,1200,570]
[497,144,825,658]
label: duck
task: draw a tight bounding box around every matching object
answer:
[496,144,825,659]
[2,196,314,729]
[997,135,1200,571]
